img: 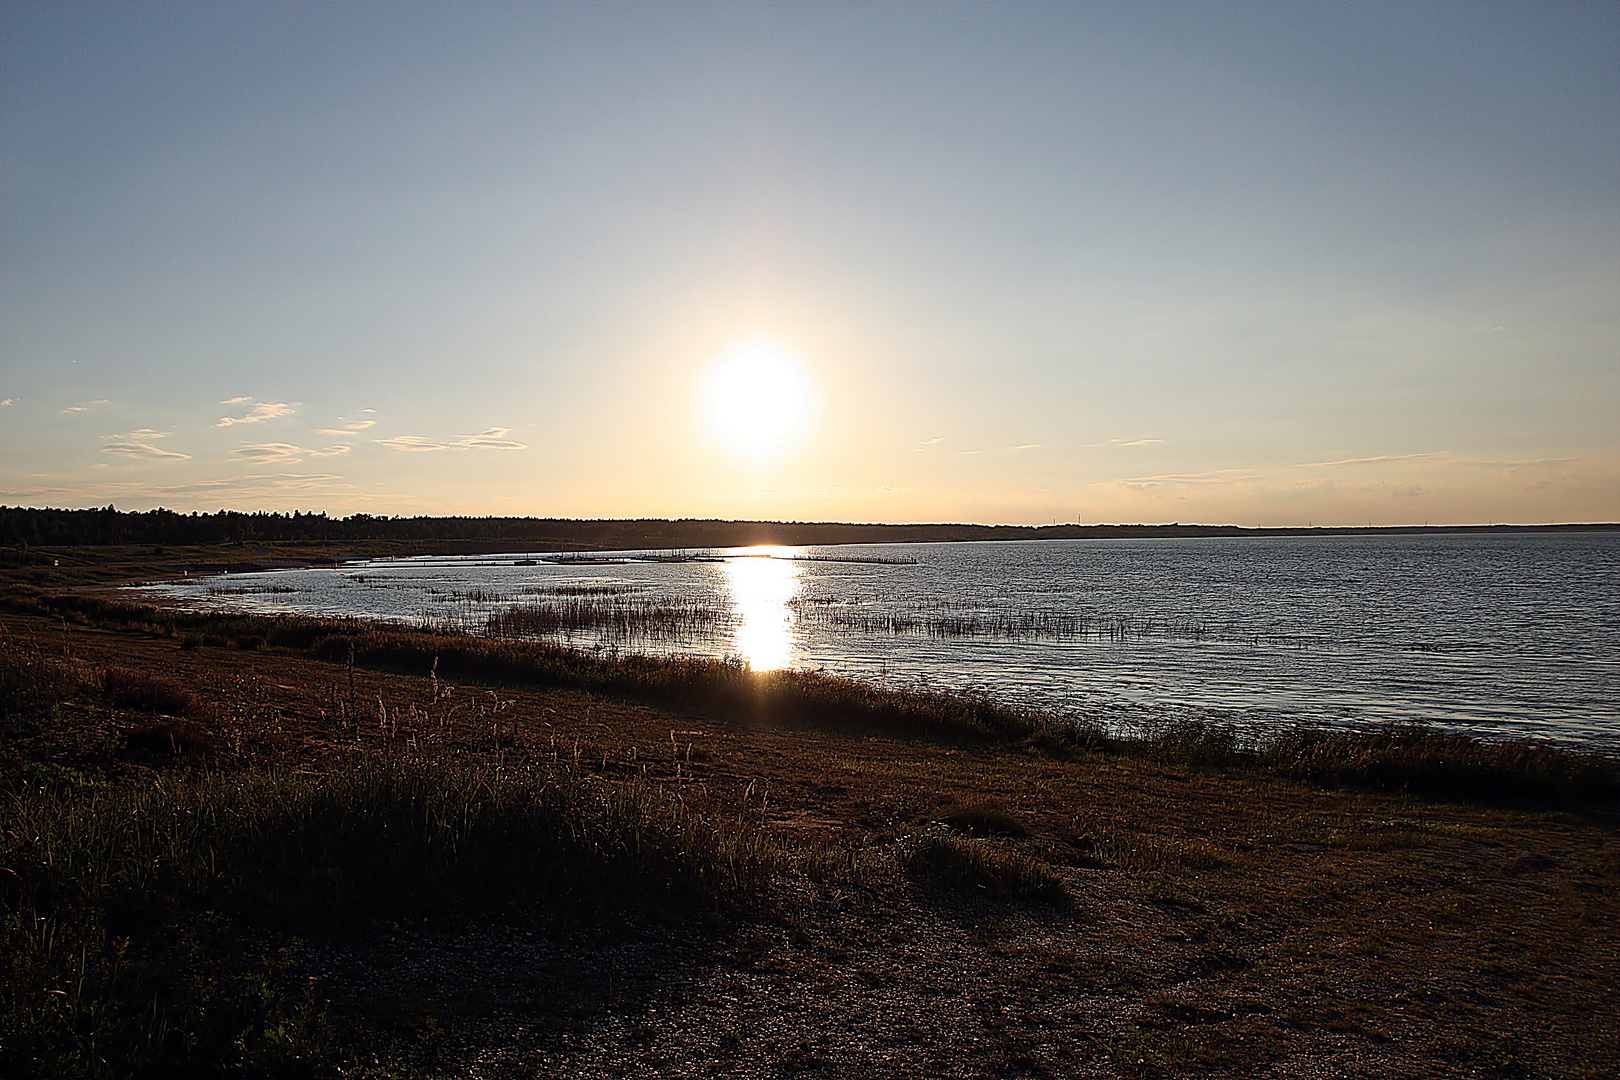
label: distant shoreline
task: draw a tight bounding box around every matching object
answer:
[3,503,1617,559]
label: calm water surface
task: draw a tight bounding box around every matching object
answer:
[139,533,1620,747]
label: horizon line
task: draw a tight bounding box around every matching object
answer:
[3,504,1617,534]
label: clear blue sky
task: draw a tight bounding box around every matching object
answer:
[3,2,1616,525]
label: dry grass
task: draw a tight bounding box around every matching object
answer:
[896,831,1066,900]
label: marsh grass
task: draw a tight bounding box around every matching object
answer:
[0,635,82,721]
[1078,827,1234,876]
[204,584,297,596]
[1,917,342,1080]
[486,596,724,642]
[896,831,1066,900]
[936,804,1030,838]
[100,666,197,717]
[798,839,886,886]
[519,583,639,597]
[797,599,1233,644]
[1122,719,1620,804]
[1254,724,1620,802]
[0,754,776,1077]
[312,626,1046,744]
[5,755,774,929]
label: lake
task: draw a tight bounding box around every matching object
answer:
[137,531,1620,748]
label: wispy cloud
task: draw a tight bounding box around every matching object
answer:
[217,402,294,427]
[317,418,377,435]
[136,473,361,503]
[455,427,525,450]
[1013,443,1039,450]
[1453,456,1578,469]
[376,427,527,453]
[62,399,107,413]
[220,396,252,404]
[0,484,78,499]
[163,473,347,492]
[1078,437,1165,448]
[911,436,946,452]
[1104,469,1258,492]
[0,398,14,407]
[121,429,171,440]
[375,435,447,453]
[231,443,351,464]
[102,442,190,460]
[1295,452,1441,469]
[0,474,382,506]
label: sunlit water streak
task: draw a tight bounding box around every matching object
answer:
[724,550,799,671]
[135,532,1620,747]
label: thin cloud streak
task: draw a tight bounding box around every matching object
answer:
[231,443,352,464]
[217,402,294,427]
[376,427,526,453]
[1454,457,1580,469]
[102,442,190,460]
[1104,469,1260,490]
[454,427,526,450]
[1079,438,1165,448]
[375,435,448,453]
[1296,452,1442,469]
[317,419,377,435]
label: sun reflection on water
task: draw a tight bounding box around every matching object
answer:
[723,548,800,671]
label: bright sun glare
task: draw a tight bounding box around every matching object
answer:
[703,343,810,460]
[724,548,799,672]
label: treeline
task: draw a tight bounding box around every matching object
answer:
[0,505,1061,549]
[0,506,1119,550]
[2,505,1613,552]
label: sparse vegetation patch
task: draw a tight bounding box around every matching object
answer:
[897,831,1066,900]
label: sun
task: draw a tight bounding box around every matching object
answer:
[702,342,811,460]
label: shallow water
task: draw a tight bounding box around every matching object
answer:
[137,532,1620,748]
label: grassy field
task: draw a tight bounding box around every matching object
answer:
[1,558,1617,1078]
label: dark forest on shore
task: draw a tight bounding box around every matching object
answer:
[4,505,1615,554]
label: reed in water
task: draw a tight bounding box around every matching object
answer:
[485,595,727,641]
[795,599,1232,643]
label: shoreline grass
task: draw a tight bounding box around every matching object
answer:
[5,583,1618,806]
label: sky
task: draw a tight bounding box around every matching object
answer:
[2,2,1616,527]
